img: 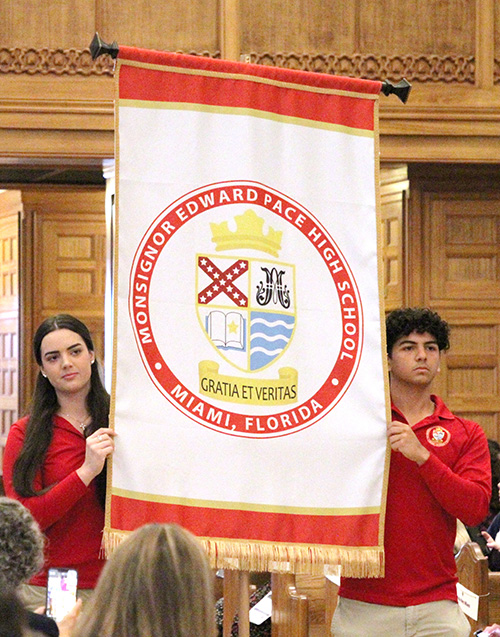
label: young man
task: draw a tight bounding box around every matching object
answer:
[332,307,491,637]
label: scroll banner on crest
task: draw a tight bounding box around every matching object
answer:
[108,45,391,577]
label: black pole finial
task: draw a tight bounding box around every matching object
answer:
[90,32,119,60]
[381,78,411,104]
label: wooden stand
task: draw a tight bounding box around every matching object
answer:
[223,570,251,637]
[221,570,340,636]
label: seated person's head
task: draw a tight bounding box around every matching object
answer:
[386,307,450,356]
[0,588,30,637]
[74,523,215,637]
[0,497,44,590]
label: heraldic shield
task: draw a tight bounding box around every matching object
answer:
[196,254,296,373]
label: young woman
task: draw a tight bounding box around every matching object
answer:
[73,523,216,637]
[3,314,116,609]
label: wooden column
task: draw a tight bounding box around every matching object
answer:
[271,573,308,637]
[475,0,495,88]
[223,570,250,637]
[219,0,241,61]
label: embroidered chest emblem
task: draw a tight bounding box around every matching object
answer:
[426,425,451,447]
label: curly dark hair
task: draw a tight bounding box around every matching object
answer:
[386,307,450,355]
[0,497,45,590]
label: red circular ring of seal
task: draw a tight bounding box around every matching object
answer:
[129,180,364,438]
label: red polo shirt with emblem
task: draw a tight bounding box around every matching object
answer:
[339,395,491,606]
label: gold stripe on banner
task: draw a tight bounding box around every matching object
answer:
[118,58,380,102]
[118,99,376,138]
[110,486,381,516]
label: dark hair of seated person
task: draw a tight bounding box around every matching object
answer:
[0,497,59,637]
[0,588,29,637]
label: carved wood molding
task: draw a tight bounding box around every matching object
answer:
[0,46,497,86]
[245,53,476,83]
[0,47,220,75]
[0,47,114,75]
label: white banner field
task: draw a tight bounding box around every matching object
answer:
[108,46,391,577]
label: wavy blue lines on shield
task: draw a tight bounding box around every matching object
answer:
[250,312,295,371]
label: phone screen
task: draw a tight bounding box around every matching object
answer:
[45,567,78,622]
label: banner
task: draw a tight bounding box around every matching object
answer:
[109,46,391,576]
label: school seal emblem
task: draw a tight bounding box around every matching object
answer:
[129,180,363,438]
[426,425,451,447]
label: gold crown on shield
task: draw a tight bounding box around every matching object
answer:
[210,209,282,257]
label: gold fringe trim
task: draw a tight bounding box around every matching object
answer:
[103,527,384,578]
[102,527,131,556]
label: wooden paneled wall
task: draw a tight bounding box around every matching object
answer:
[407,164,500,440]
[1,0,500,161]
[19,186,106,413]
[0,190,20,474]
[378,162,500,442]
[241,0,475,56]
[379,164,408,312]
[0,0,480,56]
[0,0,219,52]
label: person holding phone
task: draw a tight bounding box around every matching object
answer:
[0,496,81,637]
[3,314,116,610]
[45,567,79,624]
[481,481,500,570]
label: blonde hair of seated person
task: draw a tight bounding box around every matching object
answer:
[73,523,216,637]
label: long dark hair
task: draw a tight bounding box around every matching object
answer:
[12,314,110,505]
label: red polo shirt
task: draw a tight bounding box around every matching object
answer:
[339,396,491,606]
[3,415,106,588]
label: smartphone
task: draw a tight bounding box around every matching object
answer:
[45,567,78,622]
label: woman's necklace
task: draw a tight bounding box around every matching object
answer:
[61,412,91,432]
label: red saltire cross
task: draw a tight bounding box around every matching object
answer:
[198,256,249,307]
